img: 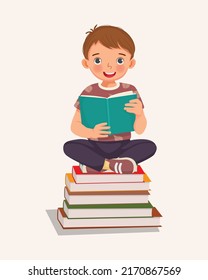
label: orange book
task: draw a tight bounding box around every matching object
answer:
[65,172,151,192]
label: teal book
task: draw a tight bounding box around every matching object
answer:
[79,91,137,134]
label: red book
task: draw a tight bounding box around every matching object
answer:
[72,165,145,184]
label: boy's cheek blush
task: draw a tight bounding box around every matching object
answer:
[93,64,103,73]
[116,65,125,73]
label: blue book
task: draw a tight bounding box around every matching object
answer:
[79,91,137,134]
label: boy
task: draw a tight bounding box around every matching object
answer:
[64,25,156,174]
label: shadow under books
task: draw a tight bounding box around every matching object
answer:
[46,209,160,236]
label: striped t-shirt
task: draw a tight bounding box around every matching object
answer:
[74,82,144,142]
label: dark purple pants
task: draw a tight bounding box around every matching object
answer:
[63,139,157,171]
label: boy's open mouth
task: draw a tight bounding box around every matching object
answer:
[103,72,116,78]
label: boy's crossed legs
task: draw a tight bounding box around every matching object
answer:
[63,139,157,174]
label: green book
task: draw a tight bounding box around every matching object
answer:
[63,200,153,218]
[79,91,137,134]
[64,200,153,209]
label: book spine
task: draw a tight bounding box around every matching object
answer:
[106,99,111,132]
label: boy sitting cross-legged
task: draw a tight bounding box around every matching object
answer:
[64,25,157,174]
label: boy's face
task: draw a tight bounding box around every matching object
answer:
[82,41,136,84]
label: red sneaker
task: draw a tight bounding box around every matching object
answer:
[108,157,137,174]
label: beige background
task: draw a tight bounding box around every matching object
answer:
[0,0,208,259]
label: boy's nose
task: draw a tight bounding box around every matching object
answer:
[107,62,112,69]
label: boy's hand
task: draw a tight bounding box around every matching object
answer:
[91,122,111,138]
[124,99,143,116]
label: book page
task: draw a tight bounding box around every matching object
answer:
[108,90,134,98]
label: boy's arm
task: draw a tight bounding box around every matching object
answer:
[124,99,147,134]
[134,110,147,134]
[71,109,111,138]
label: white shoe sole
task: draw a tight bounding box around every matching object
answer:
[79,164,87,173]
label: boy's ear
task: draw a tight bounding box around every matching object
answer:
[82,59,89,69]
[129,59,136,69]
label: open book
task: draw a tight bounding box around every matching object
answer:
[79,91,137,134]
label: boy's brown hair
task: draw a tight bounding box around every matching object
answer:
[83,25,135,59]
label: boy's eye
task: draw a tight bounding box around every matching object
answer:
[117,57,124,65]
[94,57,102,65]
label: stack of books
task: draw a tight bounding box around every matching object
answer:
[57,165,162,229]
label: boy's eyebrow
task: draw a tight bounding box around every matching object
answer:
[118,53,126,56]
[92,53,100,56]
